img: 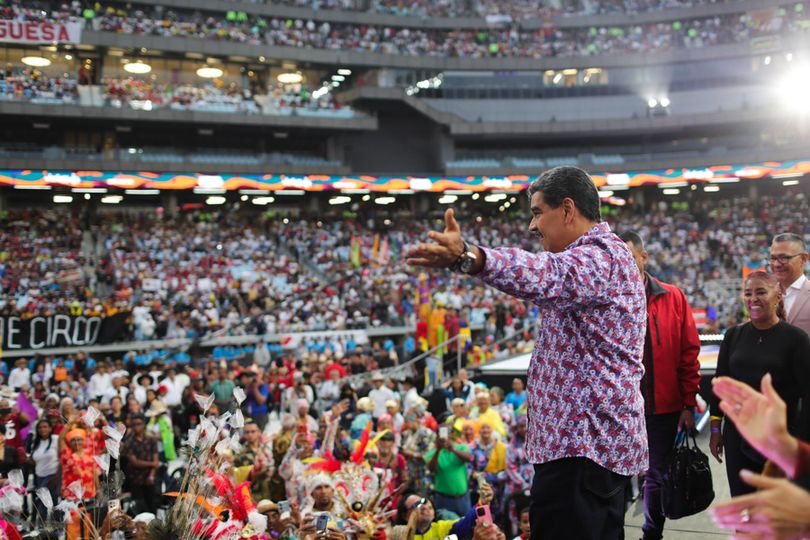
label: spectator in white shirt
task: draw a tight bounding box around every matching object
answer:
[88,363,113,400]
[368,373,395,418]
[159,369,183,407]
[8,359,31,391]
[29,419,59,525]
[254,340,271,368]
[134,374,154,406]
[318,370,342,413]
[401,377,421,414]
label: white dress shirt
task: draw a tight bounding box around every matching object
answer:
[785,274,808,316]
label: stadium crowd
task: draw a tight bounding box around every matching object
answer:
[0,319,538,540]
[0,66,78,104]
[3,192,809,350]
[0,65,345,114]
[216,0,730,19]
[1,1,804,60]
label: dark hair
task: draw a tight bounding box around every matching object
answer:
[32,419,54,453]
[619,231,645,251]
[527,166,601,223]
[395,492,432,525]
[773,233,807,251]
[744,271,787,320]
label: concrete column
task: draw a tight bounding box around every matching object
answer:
[162,192,178,217]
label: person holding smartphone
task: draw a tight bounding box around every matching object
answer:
[426,425,472,518]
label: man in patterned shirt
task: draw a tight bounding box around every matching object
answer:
[407,166,648,539]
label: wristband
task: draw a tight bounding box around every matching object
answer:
[710,427,720,433]
[710,415,723,422]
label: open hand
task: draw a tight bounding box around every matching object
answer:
[711,470,810,539]
[406,209,464,268]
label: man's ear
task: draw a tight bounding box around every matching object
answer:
[562,198,577,224]
[641,250,649,266]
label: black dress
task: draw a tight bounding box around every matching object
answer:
[709,321,810,496]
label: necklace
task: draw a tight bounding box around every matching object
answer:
[753,322,779,344]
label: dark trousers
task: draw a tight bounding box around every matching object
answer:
[642,412,680,540]
[723,422,765,497]
[530,458,630,540]
[130,483,158,514]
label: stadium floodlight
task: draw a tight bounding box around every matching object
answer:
[362,195,371,201]
[783,180,800,186]
[338,69,352,76]
[22,56,51,67]
[331,75,345,82]
[703,186,720,192]
[647,98,658,108]
[471,193,480,200]
[125,189,160,195]
[597,190,614,197]
[14,185,51,190]
[657,182,688,189]
[123,61,151,74]
[276,190,305,195]
[101,195,123,204]
[277,72,303,84]
[775,66,810,114]
[252,197,275,205]
[375,197,396,205]
[239,189,271,195]
[662,189,680,195]
[197,66,224,78]
[53,195,73,203]
[329,196,351,205]
[659,96,670,107]
[484,193,507,203]
[786,53,793,62]
[438,195,458,204]
[71,188,108,194]
[764,56,772,65]
[772,172,803,179]
[205,196,227,205]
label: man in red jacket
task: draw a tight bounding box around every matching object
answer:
[621,231,701,540]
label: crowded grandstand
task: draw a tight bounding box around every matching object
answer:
[0,0,809,538]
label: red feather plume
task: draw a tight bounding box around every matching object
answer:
[351,421,373,464]
[306,452,343,474]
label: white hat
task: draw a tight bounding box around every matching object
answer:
[306,473,334,493]
[145,401,168,418]
[356,397,374,413]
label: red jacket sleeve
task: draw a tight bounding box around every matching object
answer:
[677,289,701,408]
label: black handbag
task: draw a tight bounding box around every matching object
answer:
[661,432,715,519]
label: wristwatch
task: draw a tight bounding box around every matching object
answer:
[453,241,478,274]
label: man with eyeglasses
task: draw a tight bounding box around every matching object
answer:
[770,233,810,335]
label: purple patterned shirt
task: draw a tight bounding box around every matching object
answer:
[478,222,648,476]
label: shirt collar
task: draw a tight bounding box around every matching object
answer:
[789,274,808,291]
[564,222,610,252]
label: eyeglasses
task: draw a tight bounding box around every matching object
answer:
[769,253,805,265]
[408,498,427,511]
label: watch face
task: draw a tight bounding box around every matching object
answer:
[459,255,474,273]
